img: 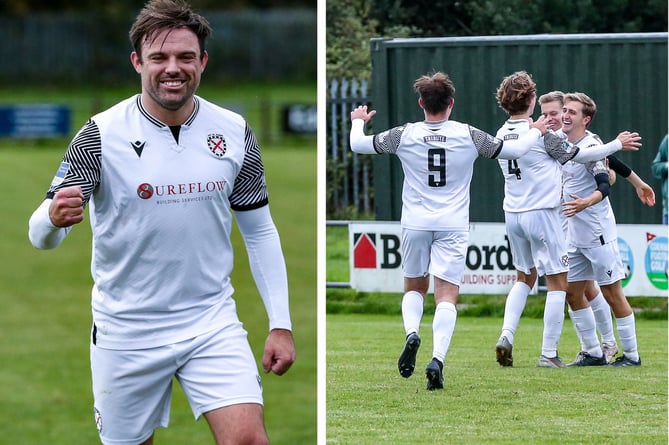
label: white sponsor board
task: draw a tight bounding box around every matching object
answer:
[349,221,667,296]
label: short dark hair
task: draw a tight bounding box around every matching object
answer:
[129,0,211,62]
[413,72,455,115]
[496,71,536,115]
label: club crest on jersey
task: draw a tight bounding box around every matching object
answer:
[207,133,227,158]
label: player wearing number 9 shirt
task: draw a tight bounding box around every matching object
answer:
[349,71,554,390]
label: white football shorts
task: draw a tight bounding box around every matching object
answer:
[567,240,626,285]
[504,208,569,276]
[401,228,468,286]
[91,322,263,445]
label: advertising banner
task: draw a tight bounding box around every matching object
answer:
[349,221,667,297]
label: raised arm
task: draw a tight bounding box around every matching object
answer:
[349,105,378,154]
[545,131,641,165]
[573,132,641,162]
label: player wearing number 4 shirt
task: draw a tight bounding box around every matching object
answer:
[349,71,557,390]
[491,72,642,369]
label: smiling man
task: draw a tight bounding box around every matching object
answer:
[28,1,295,444]
[560,92,643,368]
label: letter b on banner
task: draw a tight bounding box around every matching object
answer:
[381,234,401,268]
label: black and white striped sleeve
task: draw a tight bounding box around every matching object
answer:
[30,120,100,249]
[372,125,406,154]
[229,124,269,211]
[470,125,504,158]
[46,119,102,204]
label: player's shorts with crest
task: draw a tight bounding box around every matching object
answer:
[401,228,468,286]
[567,240,626,285]
[90,322,263,445]
[504,208,569,276]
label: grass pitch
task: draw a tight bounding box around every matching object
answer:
[326,214,668,444]
[327,314,667,444]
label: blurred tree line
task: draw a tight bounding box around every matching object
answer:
[327,0,668,78]
[2,0,314,14]
[0,2,315,84]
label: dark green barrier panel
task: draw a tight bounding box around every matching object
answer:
[371,33,668,224]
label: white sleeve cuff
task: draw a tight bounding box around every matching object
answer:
[28,199,70,249]
[349,119,377,154]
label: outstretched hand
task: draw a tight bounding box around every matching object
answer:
[350,105,376,123]
[262,328,295,376]
[617,131,642,151]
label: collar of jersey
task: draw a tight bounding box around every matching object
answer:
[136,94,200,128]
[571,133,589,148]
[506,118,529,125]
[423,118,448,125]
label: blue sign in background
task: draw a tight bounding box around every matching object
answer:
[0,105,70,138]
[282,104,316,134]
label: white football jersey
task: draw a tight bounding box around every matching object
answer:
[45,95,268,349]
[495,119,563,212]
[371,119,503,231]
[561,132,618,248]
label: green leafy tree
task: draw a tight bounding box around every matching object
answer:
[465,0,667,34]
[327,0,667,77]
[370,0,472,36]
[1,0,314,14]
[326,0,379,79]
[327,0,419,79]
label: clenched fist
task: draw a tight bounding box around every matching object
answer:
[49,186,85,227]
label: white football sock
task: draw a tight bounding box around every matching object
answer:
[401,290,424,337]
[432,301,457,363]
[542,290,566,358]
[500,282,531,345]
[568,306,585,350]
[570,307,603,357]
[616,313,639,362]
[590,292,616,345]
